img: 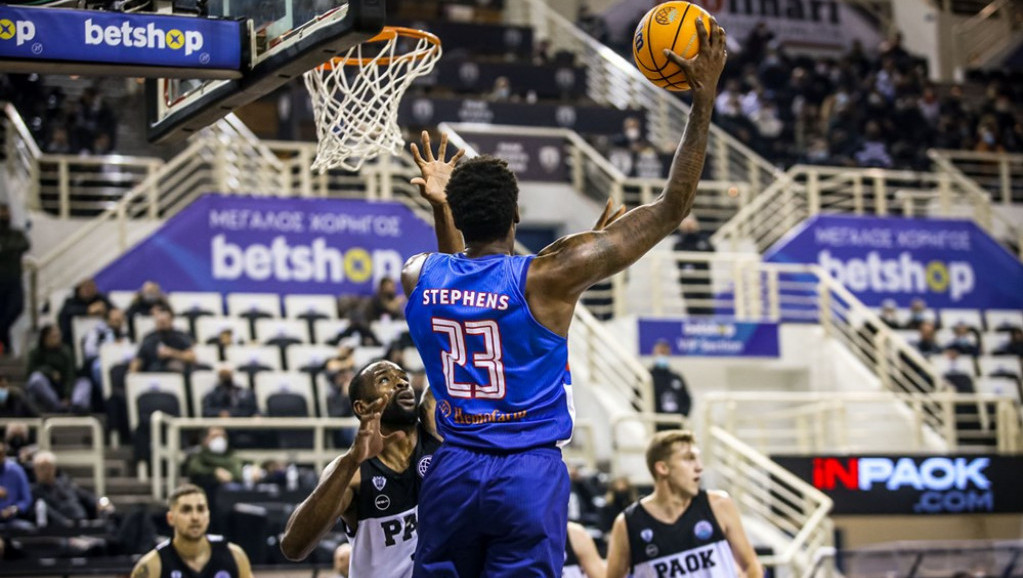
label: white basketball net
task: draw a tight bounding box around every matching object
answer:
[303,29,442,173]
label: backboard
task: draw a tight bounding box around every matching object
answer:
[146,0,385,143]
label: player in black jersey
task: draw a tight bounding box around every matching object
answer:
[280,360,441,577]
[130,484,252,578]
[606,430,763,578]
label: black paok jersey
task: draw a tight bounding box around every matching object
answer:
[155,534,238,578]
[347,424,441,577]
[624,491,739,578]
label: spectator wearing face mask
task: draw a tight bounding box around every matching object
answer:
[125,281,171,339]
[649,340,691,431]
[186,427,243,499]
[202,364,257,419]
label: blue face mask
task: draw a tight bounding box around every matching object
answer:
[654,356,669,369]
[0,388,9,404]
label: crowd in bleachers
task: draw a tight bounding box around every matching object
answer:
[0,74,117,155]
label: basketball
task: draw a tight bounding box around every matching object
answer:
[632,1,712,92]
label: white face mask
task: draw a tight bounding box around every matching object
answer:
[625,128,641,141]
[208,436,228,454]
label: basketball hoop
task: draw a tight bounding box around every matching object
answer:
[303,26,442,172]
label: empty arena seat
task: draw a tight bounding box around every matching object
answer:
[283,294,337,320]
[255,318,310,346]
[982,331,1012,355]
[133,314,191,340]
[254,372,314,413]
[353,345,385,368]
[196,316,251,344]
[312,318,351,345]
[125,372,186,432]
[226,292,281,319]
[192,344,221,369]
[371,318,410,346]
[939,308,984,331]
[255,372,315,447]
[978,355,1022,379]
[227,345,282,376]
[189,370,218,417]
[931,354,975,378]
[975,376,1022,403]
[284,344,336,374]
[168,291,223,317]
[71,315,104,363]
[98,341,138,399]
[985,309,1023,332]
[108,290,136,311]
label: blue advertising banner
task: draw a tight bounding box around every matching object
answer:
[94,195,437,295]
[764,215,1023,309]
[0,5,241,69]
[639,319,780,357]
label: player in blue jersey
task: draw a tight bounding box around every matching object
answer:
[403,18,727,577]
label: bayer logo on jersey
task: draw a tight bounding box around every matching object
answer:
[694,520,713,541]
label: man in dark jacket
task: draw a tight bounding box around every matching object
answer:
[0,204,30,355]
[649,339,692,430]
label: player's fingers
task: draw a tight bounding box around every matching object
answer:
[438,132,449,161]
[422,131,436,162]
[410,177,427,192]
[409,143,425,166]
[663,48,687,68]
[608,204,627,226]
[695,17,709,48]
[450,148,466,164]
[594,198,613,229]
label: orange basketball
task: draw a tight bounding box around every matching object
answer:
[632,1,712,92]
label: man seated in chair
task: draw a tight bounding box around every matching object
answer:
[130,305,196,374]
[31,451,114,527]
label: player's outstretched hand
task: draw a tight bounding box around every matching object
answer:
[593,198,627,231]
[351,394,406,464]
[410,130,466,207]
[664,17,727,102]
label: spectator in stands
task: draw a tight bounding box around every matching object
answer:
[202,363,258,419]
[325,355,357,447]
[31,450,107,526]
[904,298,936,329]
[674,216,715,316]
[601,475,637,533]
[365,277,405,322]
[186,427,243,494]
[576,2,608,44]
[488,76,513,102]
[4,422,34,464]
[853,120,893,168]
[211,327,242,361]
[878,299,901,328]
[72,87,116,154]
[82,307,128,400]
[125,281,171,338]
[0,436,32,529]
[945,321,980,357]
[649,339,692,428]
[566,461,602,527]
[0,376,36,418]
[27,324,92,413]
[913,321,942,357]
[612,116,651,154]
[130,305,196,373]
[993,329,1023,357]
[940,349,975,394]
[0,203,30,356]
[57,278,113,349]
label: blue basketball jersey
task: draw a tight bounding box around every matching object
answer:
[405,252,575,451]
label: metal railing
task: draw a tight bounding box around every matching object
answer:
[0,416,106,496]
[712,164,1016,257]
[706,426,835,578]
[952,0,1022,73]
[505,0,784,193]
[701,391,1022,456]
[148,413,597,500]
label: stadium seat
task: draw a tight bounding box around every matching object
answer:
[98,341,138,399]
[189,369,248,417]
[982,332,1011,355]
[254,318,310,347]
[931,354,975,378]
[977,355,1022,379]
[254,371,315,415]
[975,376,1022,403]
[133,314,191,341]
[312,319,351,345]
[47,288,72,320]
[283,294,338,321]
[284,344,337,374]
[402,346,424,372]
[196,316,251,344]
[168,291,224,317]
[71,315,104,363]
[226,292,281,319]
[985,310,1023,332]
[125,372,187,432]
[108,290,136,311]
[938,308,984,332]
[192,343,221,369]
[353,345,385,368]
[371,319,410,346]
[226,345,282,375]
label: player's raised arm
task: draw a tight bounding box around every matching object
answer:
[528,18,726,305]
[409,131,466,254]
[280,395,402,561]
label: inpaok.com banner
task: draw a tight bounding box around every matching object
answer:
[94,195,437,295]
[639,319,780,357]
[764,215,1023,309]
[0,5,241,70]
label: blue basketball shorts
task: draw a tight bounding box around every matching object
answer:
[413,443,570,577]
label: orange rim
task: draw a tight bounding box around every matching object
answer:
[318,26,441,70]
